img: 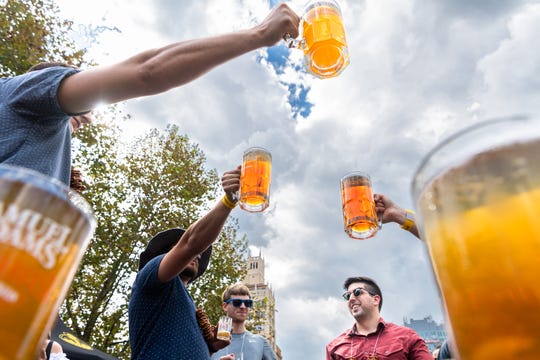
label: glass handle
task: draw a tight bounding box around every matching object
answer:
[284,33,304,50]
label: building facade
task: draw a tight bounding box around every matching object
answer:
[244,253,282,359]
[403,316,447,353]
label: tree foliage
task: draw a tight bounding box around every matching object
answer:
[0,0,85,76]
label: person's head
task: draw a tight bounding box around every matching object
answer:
[27,62,93,132]
[69,113,94,132]
[138,228,212,284]
[221,283,253,323]
[343,276,383,320]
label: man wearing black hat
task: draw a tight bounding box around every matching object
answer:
[128,166,241,360]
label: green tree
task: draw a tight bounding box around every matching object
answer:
[0,0,85,76]
[68,119,248,359]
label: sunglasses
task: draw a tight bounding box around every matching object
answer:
[225,298,254,308]
[342,287,374,301]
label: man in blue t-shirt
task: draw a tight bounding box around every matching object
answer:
[129,166,241,360]
[0,4,299,185]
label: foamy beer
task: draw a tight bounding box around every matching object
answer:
[216,316,232,341]
[340,172,380,239]
[0,165,96,360]
[239,147,272,212]
[286,0,349,79]
[412,117,540,359]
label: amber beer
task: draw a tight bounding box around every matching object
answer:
[0,166,96,360]
[239,147,271,212]
[413,117,540,359]
[287,0,349,79]
[340,172,380,239]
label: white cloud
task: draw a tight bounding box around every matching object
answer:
[476,3,540,116]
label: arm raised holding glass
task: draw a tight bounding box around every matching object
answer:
[57,4,300,114]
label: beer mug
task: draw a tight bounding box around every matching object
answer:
[239,147,272,212]
[285,0,350,79]
[412,116,540,359]
[0,165,96,359]
[216,316,232,341]
[340,172,381,239]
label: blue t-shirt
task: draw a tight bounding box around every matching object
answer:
[211,330,278,360]
[0,67,79,185]
[129,255,210,360]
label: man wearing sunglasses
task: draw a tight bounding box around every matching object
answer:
[212,283,278,360]
[129,167,241,360]
[326,276,432,360]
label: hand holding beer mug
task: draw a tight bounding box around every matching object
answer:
[0,165,96,360]
[412,116,540,359]
[285,0,349,79]
[340,172,381,239]
[216,316,232,341]
[239,147,272,213]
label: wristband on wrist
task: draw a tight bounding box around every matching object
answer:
[221,194,237,209]
[400,209,415,231]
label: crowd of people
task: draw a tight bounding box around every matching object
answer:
[0,2,456,359]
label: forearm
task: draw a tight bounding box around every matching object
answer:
[58,3,299,114]
[58,30,265,114]
[182,199,234,254]
[158,198,233,282]
[137,30,266,92]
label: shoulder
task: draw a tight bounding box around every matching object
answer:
[384,322,419,335]
[3,67,80,115]
[133,255,169,291]
[326,327,351,349]
[251,332,271,344]
[16,67,79,88]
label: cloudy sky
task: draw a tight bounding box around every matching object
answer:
[56,0,540,358]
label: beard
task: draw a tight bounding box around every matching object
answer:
[180,266,198,282]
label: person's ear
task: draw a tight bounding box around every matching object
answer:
[372,295,381,308]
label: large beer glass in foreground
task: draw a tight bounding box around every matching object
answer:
[0,165,96,360]
[239,147,272,212]
[412,117,540,359]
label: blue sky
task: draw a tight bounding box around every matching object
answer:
[57,0,540,358]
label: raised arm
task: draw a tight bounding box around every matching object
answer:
[374,193,420,239]
[157,166,241,283]
[57,4,300,114]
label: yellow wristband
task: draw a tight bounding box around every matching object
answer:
[400,209,415,231]
[221,195,236,209]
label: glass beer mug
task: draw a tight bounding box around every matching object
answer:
[340,172,381,239]
[239,147,272,212]
[412,116,540,359]
[0,165,96,359]
[285,0,350,79]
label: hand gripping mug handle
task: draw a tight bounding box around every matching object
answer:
[284,33,305,50]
